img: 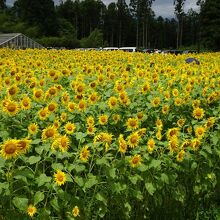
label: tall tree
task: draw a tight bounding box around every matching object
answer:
[174,0,186,48]
[198,0,220,51]
[14,0,58,35]
[0,0,6,10]
[117,0,130,46]
[130,0,154,48]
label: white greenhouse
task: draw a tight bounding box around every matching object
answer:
[0,33,43,49]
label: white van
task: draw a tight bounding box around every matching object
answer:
[119,47,137,52]
[102,47,119,51]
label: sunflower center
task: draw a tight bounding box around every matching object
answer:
[9,87,16,95]
[49,88,56,95]
[35,91,42,98]
[7,103,16,112]
[57,174,64,182]
[48,104,55,111]
[23,100,29,106]
[18,141,27,150]
[132,158,139,165]
[5,143,17,154]
[130,136,137,144]
[45,129,55,138]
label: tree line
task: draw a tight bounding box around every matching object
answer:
[0,0,219,51]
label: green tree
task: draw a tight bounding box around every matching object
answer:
[0,0,6,10]
[174,0,186,48]
[14,0,58,36]
[198,0,220,51]
[80,28,103,47]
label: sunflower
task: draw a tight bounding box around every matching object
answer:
[33,88,44,101]
[114,81,124,93]
[147,138,155,154]
[72,206,80,217]
[27,204,37,218]
[151,97,160,107]
[57,135,70,152]
[61,91,70,105]
[47,86,57,97]
[112,114,121,123]
[118,134,127,154]
[21,96,32,110]
[195,126,206,139]
[191,138,201,151]
[174,97,182,106]
[67,101,76,112]
[47,101,58,113]
[176,150,185,162]
[172,88,179,97]
[156,130,162,140]
[38,108,49,120]
[88,92,99,104]
[75,82,85,95]
[99,114,108,125]
[177,118,185,128]
[80,145,90,162]
[60,112,68,122]
[193,107,205,120]
[3,100,20,116]
[164,91,170,100]
[64,122,76,134]
[167,128,179,140]
[168,137,179,153]
[17,138,31,154]
[127,132,140,148]
[126,118,139,130]
[28,123,39,135]
[7,84,19,97]
[161,104,169,114]
[1,139,18,159]
[108,96,118,109]
[130,155,141,167]
[142,82,151,93]
[78,99,87,111]
[54,170,66,186]
[42,126,58,141]
[94,132,113,145]
[155,119,163,129]
[137,111,144,120]
[86,116,95,126]
[205,117,215,129]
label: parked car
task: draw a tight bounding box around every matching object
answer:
[119,47,138,52]
[102,47,119,51]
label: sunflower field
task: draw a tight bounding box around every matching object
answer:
[0,48,220,220]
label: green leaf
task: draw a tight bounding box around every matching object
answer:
[31,139,41,145]
[137,164,148,172]
[12,197,28,211]
[34,191,45,205]
[52,163,64,171]
[0,182,9,194]
[28,156,41,164]
[96,192,107,205]
[0,131,9,139]
[161,173,169,184]
[0,157,5,168]
[96,157,109,166]
[83,174,98,191]
[50,197,60,211]
[36,174,51,187]
[149,159,161,169]
[132,190,143,200]
[145,182,156,196]
[74,164,86,173]
[108,168,116,179]
[74,176,84,187]
[129,175,139,185]
[75,132,87,140]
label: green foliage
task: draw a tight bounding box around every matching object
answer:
[80,29,104,48]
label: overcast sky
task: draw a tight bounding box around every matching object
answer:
[6,0,199,18]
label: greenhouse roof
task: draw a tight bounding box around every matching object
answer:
[0,33,43,49]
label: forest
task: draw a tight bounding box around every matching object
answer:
[0,0,220,51]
